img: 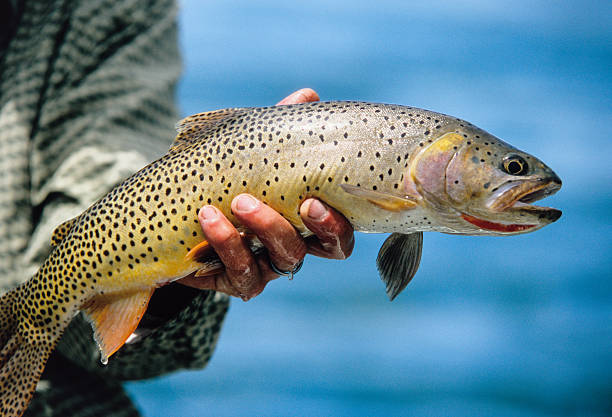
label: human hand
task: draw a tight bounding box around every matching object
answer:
[176,89,354,300]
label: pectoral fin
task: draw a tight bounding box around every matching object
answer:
[340,184,418,211]
[376,232,423,300]
[83,288,154,364]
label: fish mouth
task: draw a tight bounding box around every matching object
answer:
[461,178,562,233]
[488,178,561,214]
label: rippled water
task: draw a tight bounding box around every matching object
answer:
[126,1,612,415]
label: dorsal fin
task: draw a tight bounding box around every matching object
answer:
[170,107,247,152]
[50,216,78,247]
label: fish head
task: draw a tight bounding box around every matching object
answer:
[407,127,562,235]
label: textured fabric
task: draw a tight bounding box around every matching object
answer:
[24,354,141,417]
[0,0,230,415]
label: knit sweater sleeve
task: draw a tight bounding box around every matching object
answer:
[19,0,229,379]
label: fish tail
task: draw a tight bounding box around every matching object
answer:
[0,287,59,417]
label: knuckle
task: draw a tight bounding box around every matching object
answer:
[213,226,241,249]
[269,242,306,270]
[226,264,259,291]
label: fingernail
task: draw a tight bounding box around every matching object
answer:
[234,194,259,214]
[307,199,327,220]
[199,206,218,222]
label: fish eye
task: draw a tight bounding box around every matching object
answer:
[502,155,528,176]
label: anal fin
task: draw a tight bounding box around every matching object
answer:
[83,288,154,364]
[376,232,423,300]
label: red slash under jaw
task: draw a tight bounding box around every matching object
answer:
[461,213,537,233]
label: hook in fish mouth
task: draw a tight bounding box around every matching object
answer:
[461,178,562,233]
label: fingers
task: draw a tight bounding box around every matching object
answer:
[178,195,309,301]
[195,205,265,299]
[231,194,307,272]
[276,88,320,106]
[177,269,240,296]
[300,199,355,260]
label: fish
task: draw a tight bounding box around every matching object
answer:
[0,101,561,416]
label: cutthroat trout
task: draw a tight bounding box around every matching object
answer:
[0,101,561,416]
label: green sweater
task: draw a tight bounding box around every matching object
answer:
[0,0,229,415]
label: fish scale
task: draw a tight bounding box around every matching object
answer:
[0,101,562,416]
[177,101,452,231]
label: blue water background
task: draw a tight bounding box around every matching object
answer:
[126,1,612,415]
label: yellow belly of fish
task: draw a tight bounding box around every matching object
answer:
[75,221,220,363]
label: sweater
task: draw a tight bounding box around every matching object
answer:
[0,0,229,415]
